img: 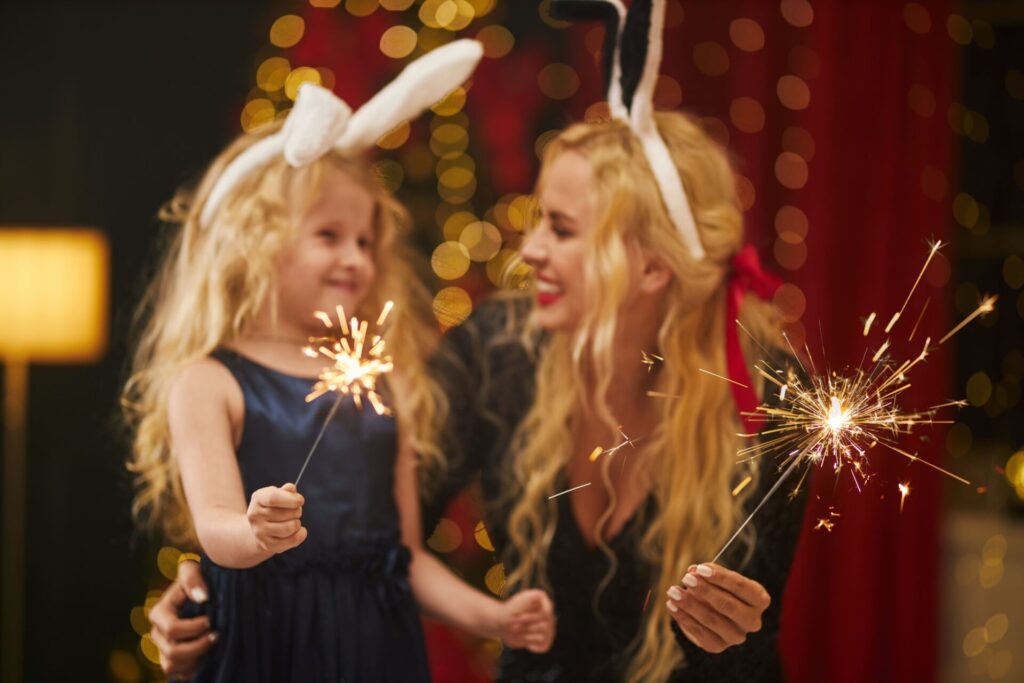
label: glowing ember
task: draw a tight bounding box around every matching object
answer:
[898,482,910,512]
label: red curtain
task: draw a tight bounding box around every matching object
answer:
[566,2,957,682]
[562,2,957,681]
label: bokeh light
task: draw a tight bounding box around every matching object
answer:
[377,121,411,150]
[256,57,291,91]
[729,97,765,133]
[284,66,322,101]
[903,2,931,34]
[380,25,418,59]
[693,41,730,77]
[773,283,807,321]
[477,24,514,59]
[729,18,765,52]
[538,63,580,100]
[270,15,305,48]
[780,0,814,28]
[426,518,463,552]
[777,75,811,110]
[433,286,473,328]
[432,241,472,280]
[460,221,502,261]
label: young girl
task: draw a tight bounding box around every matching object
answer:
[123,42,554,682]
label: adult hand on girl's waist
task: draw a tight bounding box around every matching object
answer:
[148,559,217,679]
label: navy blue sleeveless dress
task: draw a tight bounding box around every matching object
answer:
[186,348,430,683]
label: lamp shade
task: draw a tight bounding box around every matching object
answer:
[0,229,109,362]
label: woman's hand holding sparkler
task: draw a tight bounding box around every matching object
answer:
[493,589,557,653]
[665,563,771,653]
[247,483,308,554]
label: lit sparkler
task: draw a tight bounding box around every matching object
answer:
[294,302,395,487]
[697,242,995,565]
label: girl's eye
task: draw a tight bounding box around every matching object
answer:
[357,236,374,250]
[317,229,337,241]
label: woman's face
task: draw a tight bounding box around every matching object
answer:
[520,151,595,332]
[274,165,377,334]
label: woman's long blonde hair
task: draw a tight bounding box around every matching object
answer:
[122,122,447,546]
[505,112,781,682]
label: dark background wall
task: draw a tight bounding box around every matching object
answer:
[0,3,263,679]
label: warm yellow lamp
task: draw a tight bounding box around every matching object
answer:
[0,229,108,683]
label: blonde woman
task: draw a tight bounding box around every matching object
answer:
[419,111,807,683]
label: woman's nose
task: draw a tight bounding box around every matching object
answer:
[520,227,547,267]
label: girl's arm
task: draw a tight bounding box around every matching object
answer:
[394,434,555,652]
[169,359,306,569]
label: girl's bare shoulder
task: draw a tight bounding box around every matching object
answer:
[168,357,243,422]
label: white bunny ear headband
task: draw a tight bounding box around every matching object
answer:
[550,0,706,260]
[199,39,484,229]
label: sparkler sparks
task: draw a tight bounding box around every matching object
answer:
[695,244,995,564]
[294,302,396,487]
[642,350,664,372]
[303,302,395,412]
[731,475,753,497]
[898,482,911,512]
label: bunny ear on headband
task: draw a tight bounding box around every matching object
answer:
[550,0,706,260]
[199,39,484,229]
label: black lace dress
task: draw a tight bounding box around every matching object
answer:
[422,297,808,682]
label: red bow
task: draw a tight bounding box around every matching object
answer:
[725,245,782,432]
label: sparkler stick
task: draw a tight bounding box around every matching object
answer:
[548,482,592,499]
[294,302,395,487]
[710,455,803,565]
[294,394,344,487]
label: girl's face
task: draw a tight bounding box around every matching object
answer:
[520,151,594,332]
[275,165,377,332]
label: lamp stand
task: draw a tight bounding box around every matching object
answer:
[2,358,27,683]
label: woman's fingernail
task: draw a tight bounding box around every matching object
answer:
[667,586,684,601]
[682,574,699,588]
[190,587,208,603]
[697,564,713,577]
[687,565,697,574]
[208,631,219,643]
[665,600,679,613]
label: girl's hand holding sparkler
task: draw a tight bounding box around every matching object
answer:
[246,483,308,554]
[665,563,771,654]
[493,589,557,653]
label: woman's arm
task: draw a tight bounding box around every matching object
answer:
[169,359,306,568]
[394,434,555,652]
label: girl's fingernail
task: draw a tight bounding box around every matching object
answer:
[697,564,713,577]
[667,586,684,601]
[687,565,697,574]
[208,632,219,643]
[190,587,208,603]
[682,574,699,588]
[665,600,679,613]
